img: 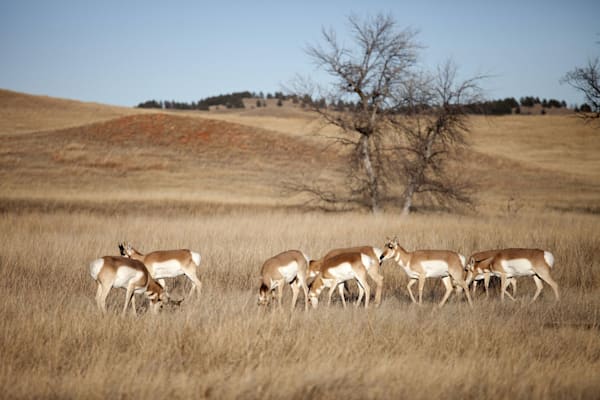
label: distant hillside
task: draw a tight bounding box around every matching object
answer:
[0,112,345,210]
[0,90,598,215]
[0,89,144,135]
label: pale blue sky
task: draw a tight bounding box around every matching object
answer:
[1,0,598,107]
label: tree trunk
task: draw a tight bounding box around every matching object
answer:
[401,181,416,216]
[401,132,434,216]
[358,134,381,214]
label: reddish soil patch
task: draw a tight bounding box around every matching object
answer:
[0,113,345,198]
[76,113,322,161]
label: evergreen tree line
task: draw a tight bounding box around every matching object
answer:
[518,96,568,108]
[137,91,253,110]
[136,92,569,115]
[137,91,299,110]
[466,97,569,115]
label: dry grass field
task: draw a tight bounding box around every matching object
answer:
[1,91,599,399]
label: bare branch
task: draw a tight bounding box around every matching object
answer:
[561,57,600,124]
[394,60,483,215]
[281,180,360,212]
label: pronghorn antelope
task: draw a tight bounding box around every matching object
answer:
[89,256,166,316]
[308,245,387,306]
[467,250,517,299]
[119,242,202,298]
[258,250,310,311]
[308,252,371,309]
[485,248,559,303]
[380,239,473,307]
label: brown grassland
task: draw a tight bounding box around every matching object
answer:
[1,90,599,399]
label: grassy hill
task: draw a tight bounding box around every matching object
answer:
[1,89,598,215]
[0,88,145,135]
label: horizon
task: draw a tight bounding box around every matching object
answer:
[1,0,598,108]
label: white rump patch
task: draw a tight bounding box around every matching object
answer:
[544,251,555,268]
[501,258,534,277]
[191,251,201,267]
[278,262,299,283]
[89,258,104,280]
[149,260,184,279]
[458,254,466,269]
[421,260,449,278]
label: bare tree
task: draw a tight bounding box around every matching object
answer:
[289,14,482,215]
[297,13,420,213]
[391,61,485,215]
[561,57,600,124]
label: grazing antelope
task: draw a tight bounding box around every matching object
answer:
[308,245,387,306]
[258,250,310,311]
[119,242,202,298]
[89,256,166,316]
[308,252,371,309]
[380,239,472,307]
[486,248,559,303]
[467,250,517,299]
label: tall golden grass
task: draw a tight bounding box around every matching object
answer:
[1,208,599,399]
[2,91,599,398]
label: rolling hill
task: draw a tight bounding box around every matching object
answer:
[0,89,145,135]
[1,89,598,215]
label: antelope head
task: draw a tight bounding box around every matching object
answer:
[257,283,270,306]
[380,236,399,262]
[307,276,324,309]
[118,242,135,258]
